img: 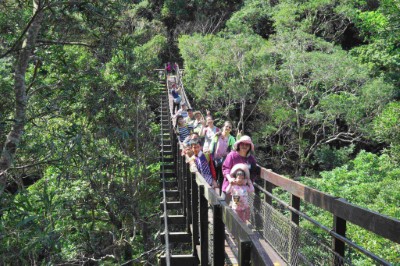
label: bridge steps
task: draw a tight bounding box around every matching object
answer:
[161,231,192,244]
[160,180,177,188]
[159,76,198,265]
[161,189,179,198]
[160,214,186,224]
[159,254,197,266]
[160,200,182,210]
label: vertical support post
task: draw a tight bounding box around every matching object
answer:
[289,195,300,265]
[182,161,187,217]
[179,154,184,203]
[186,166,192,233]
[332,215,346,266]
[291,195,300,224]
[213,204,225,266]
[199,185,209,266]
[175,141,179,184]
[264,180,273,205]
[177,151,181,202]
[191,173,199,257]
[239,240,252,266]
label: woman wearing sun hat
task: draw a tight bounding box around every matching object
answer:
[221,135,260,203]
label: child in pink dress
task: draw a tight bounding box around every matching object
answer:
[226,163,254,222]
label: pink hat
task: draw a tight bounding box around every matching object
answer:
[230,163,250,179]
[233,135,254,151]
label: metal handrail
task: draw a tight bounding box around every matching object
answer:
[254,182,392,265]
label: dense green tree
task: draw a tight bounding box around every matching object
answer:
[0,0,166,264]
[261,30,395,175]
[348,0,400,81]
[179,32,271,131]
[301,151,400,264]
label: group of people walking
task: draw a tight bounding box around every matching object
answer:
[166,65,260,223]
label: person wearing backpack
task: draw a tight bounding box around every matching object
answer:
[170,83,181,114]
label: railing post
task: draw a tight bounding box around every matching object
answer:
[332,215,346,266]
[186,165,192,233]
[264,180,273,205]
[191,173,199,257]
[212,204,225,266]
[239,240,252,266]
[177,151,181,201]
[289,195,300,265]
[199,185,209,266]
[179,154,184,203]
[182,159,187,217]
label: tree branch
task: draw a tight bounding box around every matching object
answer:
[37,40,94,48]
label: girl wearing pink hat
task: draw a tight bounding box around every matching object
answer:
[222,135,260,203]
[226,163,254,222]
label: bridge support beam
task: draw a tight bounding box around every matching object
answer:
[332,215,346,265]
[212,204,225,266]
[191,172,199,257]
[289,195,300,265]
[199,185,209,266]
[239,240,252,266]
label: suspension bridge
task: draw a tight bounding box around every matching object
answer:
[157,66,400,266]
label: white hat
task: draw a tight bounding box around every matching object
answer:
[233,135,254,151]
[230,163,250,179]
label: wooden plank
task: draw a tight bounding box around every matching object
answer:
[160,172,175,179]
[162,180,177,188]
[160,254,197,266]
[260,167,400,244]
[160,214,186,225]
[162,189,179,198]
[161,232,192,243]
[159,201,182,210]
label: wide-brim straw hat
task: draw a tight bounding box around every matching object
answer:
[233,135,254,151]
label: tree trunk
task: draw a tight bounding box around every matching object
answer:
[0,0,44,190]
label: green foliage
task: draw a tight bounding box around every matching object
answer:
[0,1,167,264]
[260,29,386,174]
[301,151,400,263]
[349,0,400,79]
[226,0,275,38]
[0,58,14,143]
[373,102,400,163]
[179,32,271,124]
[313,144,354,170]
[373,101,400,145]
